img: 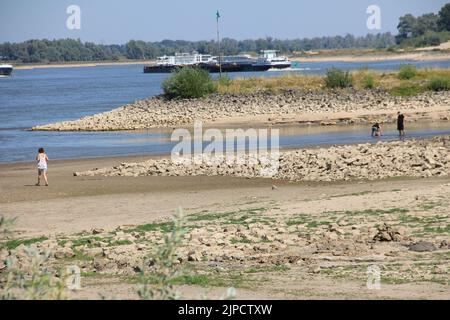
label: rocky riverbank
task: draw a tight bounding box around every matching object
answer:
[74,136,450,182]
[32,90,450,131]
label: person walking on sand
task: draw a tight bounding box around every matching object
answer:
[36,148,49,186]
[397,112,405,137]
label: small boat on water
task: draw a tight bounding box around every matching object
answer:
[0,64,13,76]
[260,50,292,69]
[144,51,291,74]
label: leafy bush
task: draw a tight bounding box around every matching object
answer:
[362,73,375,89]
[325,68,353,88]
[398,64,418,80]
[427,76,450,91]
[162,67,217,99]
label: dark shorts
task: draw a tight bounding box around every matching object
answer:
[397,124,404,131]
[38,168,47,175]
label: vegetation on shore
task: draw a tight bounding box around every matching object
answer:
[162,67,217,99]
[215,67,450,97]
[160,64,450,99]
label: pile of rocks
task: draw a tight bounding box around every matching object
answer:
[32,90,450,131]
[74,136,450,182]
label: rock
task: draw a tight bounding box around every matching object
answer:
[54,247,74,259]
[439,240,449,249]
[373,224,402,242]
[408,241,437,252]
[187,250,202,262]
[84,247,104,258]
[92,228,104,235]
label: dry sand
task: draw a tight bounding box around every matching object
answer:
[1,155,449,300]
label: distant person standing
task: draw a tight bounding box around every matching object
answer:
[36,148,49,186]
[397,112,405,137]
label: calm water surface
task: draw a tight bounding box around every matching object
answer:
[1,60,450,163]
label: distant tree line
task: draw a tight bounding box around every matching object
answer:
[0,33,396,63]
[2,3,450,63]
[396,3,450,47]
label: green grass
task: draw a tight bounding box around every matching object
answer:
[325,208,409,217]
[217,67,450,96]
[230,236,253,244]
[137,272,251,289]
[125,221,174,234]
[65,249,94,262]
[4,236,48,250]
[244,265,290,274]
[67,236,105,248]
[428,76,450,91]
[188,207,267,224]
[306,221,332,228]
[422,225,450,234]
[398,64,418,80]
[420,201,444,210]
[286,214,311,226]
[389,85,425,97]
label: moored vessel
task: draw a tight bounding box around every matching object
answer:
[144,52,277,73]
[0,64,13,76]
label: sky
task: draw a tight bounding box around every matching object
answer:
[0,0,448,44]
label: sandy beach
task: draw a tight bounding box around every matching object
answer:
[1,141,450,299]
[292,51,450,63]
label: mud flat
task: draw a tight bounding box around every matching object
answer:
[32,90,450,131]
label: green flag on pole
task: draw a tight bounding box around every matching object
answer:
[216,10,220,21]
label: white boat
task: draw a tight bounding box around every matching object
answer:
[259,50,291,69]
[144,53,214,73]
[0,64,13,76]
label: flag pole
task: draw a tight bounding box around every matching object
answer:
[216,10,222,76]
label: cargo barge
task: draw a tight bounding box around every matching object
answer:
[144,51,291,74]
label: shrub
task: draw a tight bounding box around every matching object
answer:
[362,73,375,89]
[427,76,450,91]
[325,68,353,88]
[162,67,217,99]
[217,74,232,87]
[398,64,418,80]
[390,85,425,97]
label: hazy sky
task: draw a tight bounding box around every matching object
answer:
[1,0,448,43]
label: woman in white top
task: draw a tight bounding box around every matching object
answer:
[36,147,49,186]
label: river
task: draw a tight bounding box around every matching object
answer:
[1,59,450,163]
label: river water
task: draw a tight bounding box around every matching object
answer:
[1,60,450,163]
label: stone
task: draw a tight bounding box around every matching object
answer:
[54,247,74,259]
[408,241,437,252]
[92,228,104,235]
[373,224,402,242]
